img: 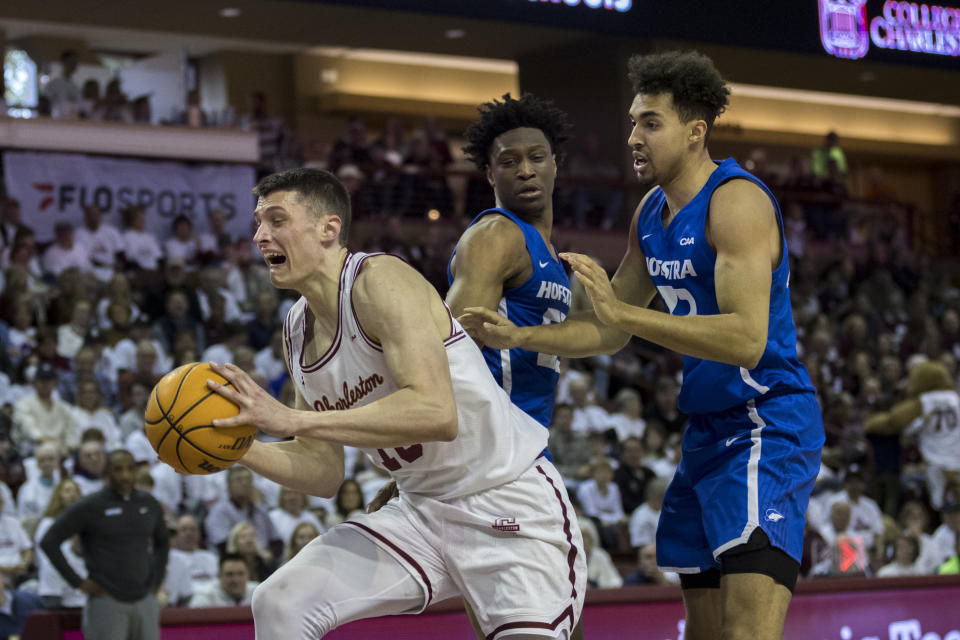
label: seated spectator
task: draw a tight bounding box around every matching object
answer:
[811,501,870,577]
[161,548,193,607]
[197,209,230,263]
[0,571,45,638]
[120,205,163,272]
[42,222,93,278]
[254,329,286,394]
[608,388,646,441]
[825,468,885,550]
[0,490,32,583]
[623,543,678,586]
[164,215,200,264]
[5,300,37,365]
[269,487,325,547]
[115,338,165,410]
[56,300,94,361]
[71,379,122,450]
[284,522,320,564]
[569,377,612,433]
[639,420,675,479]
[930,502,960,570]
[118,381,150,442]
[614,436,654,514]
[16,442,61,521]
[225,522,276,584]
[188,553,257,607]
[152,289,204,356]
[247,294,280,353]
[71,432,107,495]
[577,459,626,552]
[877,534,923,577]
[899,500,941,574]
[205,466,281,558]
[629,476,668,550]
[33,479,86,609]
[322,478,366,530]
[581,521,622,589]
[938,528,960,575]
[169,515,219,596]
[12,362,77,455]
[547,403,591,485]
[74,205,123,283]
[645,376,686,435]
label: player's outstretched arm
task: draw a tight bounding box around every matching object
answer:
[569,180,777,369]
[458,204,656,358]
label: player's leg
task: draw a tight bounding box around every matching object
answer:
[446,460,587,640]
[699,395,822,640]
[717,528,797,640]
[656,449,722,640]
[252,524,433,639]
[465,601,585,640]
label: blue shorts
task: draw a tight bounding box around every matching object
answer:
[656,392,823,574]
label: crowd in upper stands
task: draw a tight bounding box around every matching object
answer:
[0,108,957,621]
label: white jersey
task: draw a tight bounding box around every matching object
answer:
[284,252,548,500]
[907,390,960,470]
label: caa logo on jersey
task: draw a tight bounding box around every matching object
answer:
[765,508,786,523]
[679,237,695,246]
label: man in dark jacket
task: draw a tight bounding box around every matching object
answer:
[41,449,169,640]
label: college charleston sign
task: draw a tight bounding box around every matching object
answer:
[820,0,960,59]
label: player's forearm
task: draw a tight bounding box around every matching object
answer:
[290,388,457,449]
[610,303,765,368]
[517,310,631,358]
[241,439,344,498]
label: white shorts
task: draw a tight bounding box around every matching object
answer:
[344,459,586,638]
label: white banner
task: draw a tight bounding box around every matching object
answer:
[2,151,256,243]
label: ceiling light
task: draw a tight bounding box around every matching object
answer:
[444,29,465,39]
[219,7,241,18]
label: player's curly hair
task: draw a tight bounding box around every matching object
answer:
[627,50,730,145]
[462,93,571,171]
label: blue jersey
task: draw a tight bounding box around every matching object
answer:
[637,158,815,415]
[448,208,570,427]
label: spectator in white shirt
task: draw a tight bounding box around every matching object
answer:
[825,469,885,550]
[16,442,61,521]
[580,518,623,589]
[75,205,124,283]
[121,205,163,271]
[608,388,646,441]
[569,376,612,434]
[56,299,93,360]
[0,491,32,581]
[629,476,668,549]
[929,502,960,570]
[34,478,87,608]
[169,515,219,597]
[70,379,122,450]
[189,553,257,607]
[42,223,93,278]
[269,487,325,547]
[877,534,924,577]
[164,215,200,265]
[577,459,626,552]
[12,363,77,455]
[42,50,82,119]
[71,435,106,495]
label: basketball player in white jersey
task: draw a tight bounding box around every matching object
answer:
[865,360,960,510]
[206,168,585,640]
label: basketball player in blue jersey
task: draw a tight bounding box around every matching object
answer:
[461,51,824,640]
[370,94,583,639]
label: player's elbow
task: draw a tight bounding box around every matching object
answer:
[432,403,459,442]
[736,337,766,369]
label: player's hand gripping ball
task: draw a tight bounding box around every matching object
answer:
[145,362,257,474]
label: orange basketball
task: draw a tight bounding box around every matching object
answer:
[144,362,257,475]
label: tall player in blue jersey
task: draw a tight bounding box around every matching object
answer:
[461,51,824,640]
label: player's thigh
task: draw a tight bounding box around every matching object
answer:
[445,461,586,639]
[720,572,791,640]
[680,586,723,640]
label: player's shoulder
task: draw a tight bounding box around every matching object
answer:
[711,177,773,211]
[461,213,527,251]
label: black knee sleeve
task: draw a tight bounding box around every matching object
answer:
[719,528,799,593]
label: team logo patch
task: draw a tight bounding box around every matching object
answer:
[765,508,786,523]
[493,517,520,532]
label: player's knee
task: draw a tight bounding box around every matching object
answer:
[252,574,336,639]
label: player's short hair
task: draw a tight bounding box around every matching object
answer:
[253,168,352,246]
[462,93,571,171]
[626,50,730,146]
